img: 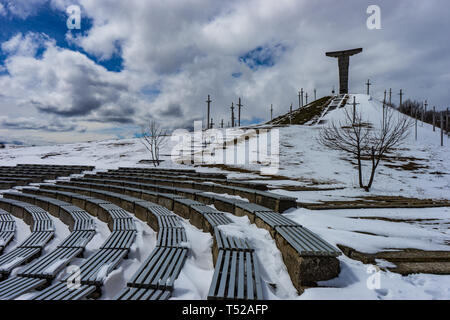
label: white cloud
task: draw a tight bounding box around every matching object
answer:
[1,0,450,144]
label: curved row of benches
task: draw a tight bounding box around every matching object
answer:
[0,164,94,191]
[0,192,97,300]
[0,189,138,300]
[0,209,15,255]
[60,174,341,291]
[0,198,55,281]
[27,194,137,300]
[27,182,265,300]
[18,186,190,300]
[84,170,296,213]
[107,167,269,191]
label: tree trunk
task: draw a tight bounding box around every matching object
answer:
[365,148,378,191]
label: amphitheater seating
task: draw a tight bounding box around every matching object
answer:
[28,181,265,300]
[0,199,54,281]
[0,192,97,300]
[0,164,342,299]
[0,209,15,255]
[18,186,187,300]
[62,170,341,291]
[0,164,94,190]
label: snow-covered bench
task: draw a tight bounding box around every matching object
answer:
[38,180,265,300]
[0,198,54,281]
[71,175,340,291]
[0,209,15,255]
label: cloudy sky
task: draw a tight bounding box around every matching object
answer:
[0,0,449,145]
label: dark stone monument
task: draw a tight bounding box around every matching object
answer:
[326,48,362,94]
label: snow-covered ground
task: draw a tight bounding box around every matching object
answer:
[0,94,449,299]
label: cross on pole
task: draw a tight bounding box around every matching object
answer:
[206,95,212,130]
[433,106,436,132]
[289,103,293,125]
[366,79,372,95]
[237,97,243,127]
[231,102,235,128]
[352,96,360,123]
[399,89,404,109]
[300,88,304,107]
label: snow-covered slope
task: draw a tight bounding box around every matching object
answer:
[0,94,449,300]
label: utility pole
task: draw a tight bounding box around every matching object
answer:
[382,93,386,129]
[389,88,392,106]
[270,104,273,120]
[305,93,309,105]
[231,102,235,128]
[441,112,444,146]
[366,79,372,95]
[314,89,317,101]
[206,95,212,130]
[415,109,418,141]
[298,91,301,109]
[433,106,436,132]
[300,88,304,107]
[421,101,424,124]
[352,96,359,123]
[446,108,449,137]
[399,89,403,109]
[237,97,243,127]
[221,119,224,128]
[210,118,214,129]
[289,103,293,125]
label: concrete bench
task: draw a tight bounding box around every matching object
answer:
[127,247,188,291]
[16,164,94,171]
[61,248,128,286]
[0,277,47,300]
[0,209,15,255]
[0,198,54,279]
[32,282,96,300]
[274,226,340,287]
[207,249,263,300]
[115,287,171,300]
[18,247,83,279]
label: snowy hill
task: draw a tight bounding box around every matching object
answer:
[0,94,449,299]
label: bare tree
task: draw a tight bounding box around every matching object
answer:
[318,104,412,191]
[141,120,168,167]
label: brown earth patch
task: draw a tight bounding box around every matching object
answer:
[301,196,450,210]
[337,244,450,275]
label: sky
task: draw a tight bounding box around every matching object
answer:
[0,0,449,145]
